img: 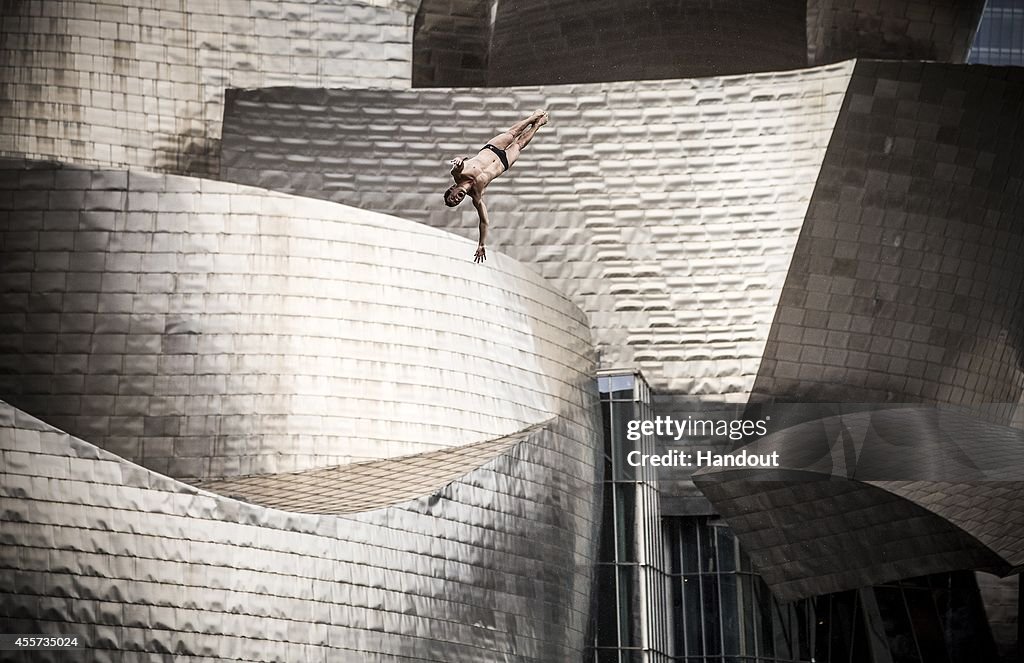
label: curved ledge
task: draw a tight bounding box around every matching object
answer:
[192,419,553,514]
[0,396,600,660]
[220,61,857,400]
[0,159,596,482]
[694,408,1024,600]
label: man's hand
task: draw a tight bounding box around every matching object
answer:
[449,157,465,171]
[474,245,486,263]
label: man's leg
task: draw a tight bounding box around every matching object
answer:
[503,111,547,165]
[514,114,546,150]
[485,110,546,149]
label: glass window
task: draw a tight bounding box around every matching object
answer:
[595,565,619,648]
[611,401,637,480]
[699,521,716,574]
[716,525,737,573]
[755,580,775,659]
[794,599,813,661]
[720,573,740,655]
[875,586,922,663]
[617,565,636,647]
[614,483,637,563]
[667,520,682,575]
[682,575,703,656]
[702,574,722,656]
[773,593,792,660]
[670,569,685,654]
[741,575,757,656]
[680,518,700,574]
[904,588,949,663]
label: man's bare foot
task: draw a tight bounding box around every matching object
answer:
[534,110,549,127]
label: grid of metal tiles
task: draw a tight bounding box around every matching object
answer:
[0,0,418,176]
[219,62,855,402]
[414,0,988,88]
[485,0,807,84]
[192,421,545,514]
[0,399,601,661]
[0,159,596,481]
[694,408,1024,601]
[751,61,1024,417]
[807,0,986,66]
[412,0,493,86]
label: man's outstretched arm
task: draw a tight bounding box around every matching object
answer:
[473,197,489,263]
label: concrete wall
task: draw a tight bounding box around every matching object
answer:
[220,62,855,402]
[0,159,596,481]
[0,0,417,176]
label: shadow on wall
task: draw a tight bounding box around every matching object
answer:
[152,130,220,177]
[808,0,987,66]
[414,0,807,86]
[750,61,1024,424]
[413,0,989,87]
[413,0,497,86]
[0,0,417,176]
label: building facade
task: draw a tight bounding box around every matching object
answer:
[1,1,1023,661]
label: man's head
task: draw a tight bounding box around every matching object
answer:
[444,183,467,207]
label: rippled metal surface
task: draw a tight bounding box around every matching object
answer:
[0,0,418,175]
[0,159,595,482]
[695,407,1024,600]
[695,62,1024,603]
[220,62,854,401]
[807,0,985,66]
[751,61,1024,421]
[0,399,601,661]
[193,420,549,514]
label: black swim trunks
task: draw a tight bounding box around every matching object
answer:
[483,143,509,171]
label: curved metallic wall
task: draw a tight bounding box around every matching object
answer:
[220,62,855,402]
[807,0,986,66]
[411,0,986,87]
[0,0,418,176]
[751,61,1024,419]
[0,399,601,661]
[413,0,493,86]
[0,159,596,481]
[694,408,1024,600]
[0,0,988,173]
[486,0,807,84]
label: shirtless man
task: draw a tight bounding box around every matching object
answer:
[443,109,549,262]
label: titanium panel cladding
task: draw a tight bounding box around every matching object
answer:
[0,399,601,661]
[0,0,418,176]
[220,62,855,402]
[485,0,807,84]
[695,408,1024,600]
[807,0,986,66]
[0,160,596,482]
[752,61,1024,418]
